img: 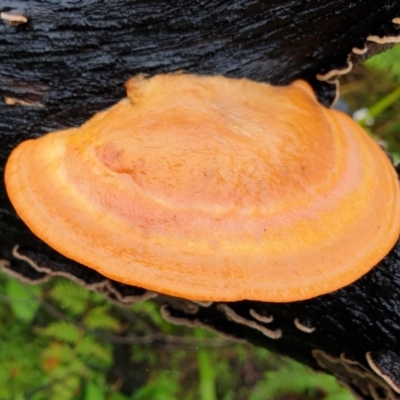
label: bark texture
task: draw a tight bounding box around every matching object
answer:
[1,1,400,398]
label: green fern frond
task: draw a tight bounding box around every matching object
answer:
[51,380,79,400]
[69,358,90,376]
[249,360,354,400]
[76,336,112,366]
[49,280,90,315]
[42,342,75,364]
[130,300,176,334]
[39,321,82,344]
[83,306,120,332]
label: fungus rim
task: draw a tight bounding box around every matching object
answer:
[160,304,246,343]
[294,318,315,333]
[0,11,27,25]
[366,351,400,394]
[218,304,282,339]
[249,308,274,324]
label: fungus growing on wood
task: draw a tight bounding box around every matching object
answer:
[352,46,368,55]
[0,11,28,26]
[218,304,282,339]
[316,59,353,81]
[160,304,246,343]
[249,309,273,324]
[366,351,400,394]
[313,350,400,400]
[4,74,400,302]
[7,244,157,304]
[294,318,315,333]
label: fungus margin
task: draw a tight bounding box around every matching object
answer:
[218,304,282,339]
[313,349,400,400]
[11,245,157,304]
[367,35,400,44]
[294,318,315,333]
[0,12,27,26]
[367,17,400,44]
[366,351,400,395]
[340,353,361,365]
[315,15,400,94]
[316,59,353,81]
[4,97,44,108]
[191,301,213,307]
[107,282,158,305]
[249,308,274,324]
[12,244,112,290]
[160,304,246,343]
[352,45,368,55]
[0,258,50,285]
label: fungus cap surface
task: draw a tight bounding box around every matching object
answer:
[5,74,400,302]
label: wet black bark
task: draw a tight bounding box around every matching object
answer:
[1,1,400,398]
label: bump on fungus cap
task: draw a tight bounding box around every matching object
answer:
[4,74,400,302]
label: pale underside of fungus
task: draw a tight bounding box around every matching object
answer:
[4,74,400,302]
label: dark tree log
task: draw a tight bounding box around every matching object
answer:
[1,1,400,399]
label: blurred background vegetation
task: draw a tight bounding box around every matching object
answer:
[1,44,400,400]
[341,44,400,160]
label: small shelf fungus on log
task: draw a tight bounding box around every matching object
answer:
[4,74,400,302]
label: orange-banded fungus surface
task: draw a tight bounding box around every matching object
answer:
[4,74,400,302]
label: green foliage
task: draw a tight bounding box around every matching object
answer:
[5,279,41,323]
[364,45,400,82]
[49,280,90,315]
[130,371,180,400]
[0,266,356,400]
[249,360,353,400]
[84,383,105,400]
[0,273,115,399]
[196,329,217,400]
[342,44,400,160]
[76,336,113,365]
[39,321,82,344]
[83,305,121,332]
[0,328,43,399]
[130,299,175,334]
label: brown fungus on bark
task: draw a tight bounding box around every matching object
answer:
[352,45,369,55]
[313,350,400,400]
[218,304,282,340]
[0,11,27,26]
[191,301,213,308]
[316,58,353,81]
[367,17,400,44]
[12,245,112,291]
[249,308,274,324]
[0,258,50,285]
[160,304,246,343]
[319,15,400,86]
[11,245,156,304]
[4,97,44,108]
[366,351,400,395]
[367,35,400,44]
[104,282,157,305]
[294,318,316,333]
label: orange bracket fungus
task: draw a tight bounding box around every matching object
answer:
[4,74,400,302]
